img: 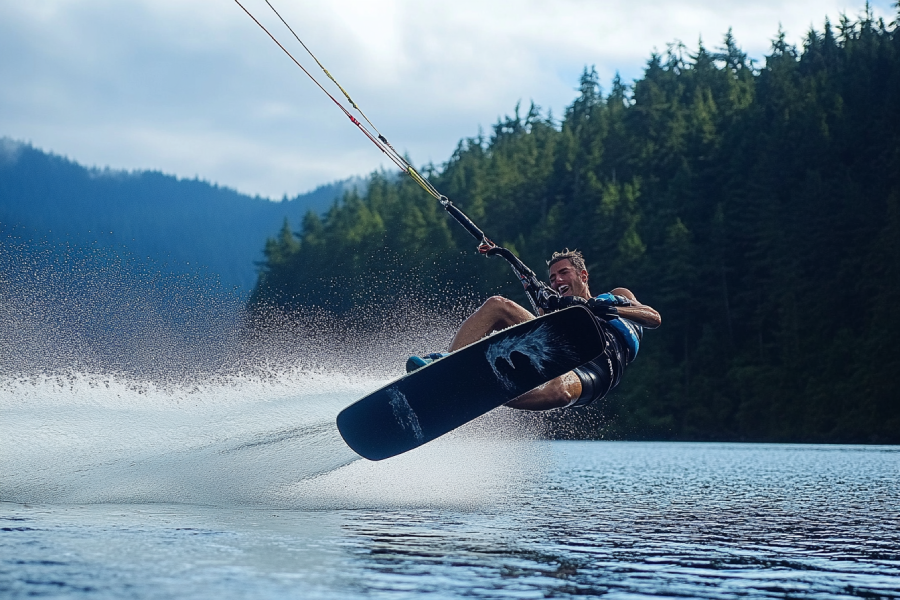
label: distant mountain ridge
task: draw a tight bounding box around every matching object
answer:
[0,138,365,291]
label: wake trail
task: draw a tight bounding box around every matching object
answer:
[0,368,551,510]
[0,236,551,510]
[0,370,376,506]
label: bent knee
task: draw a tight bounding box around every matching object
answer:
[481,296,529,324]
[482,295,514,310]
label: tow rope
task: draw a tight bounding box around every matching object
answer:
[234,0,550,314]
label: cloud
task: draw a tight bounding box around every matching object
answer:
[0,0,893,198]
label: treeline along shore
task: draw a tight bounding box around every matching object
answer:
[251,10,900,444]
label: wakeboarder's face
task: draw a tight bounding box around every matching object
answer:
[549,260,589,298]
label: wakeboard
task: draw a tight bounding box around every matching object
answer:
[336,306,605,460]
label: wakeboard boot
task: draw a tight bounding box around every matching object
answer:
[405,352,449,373]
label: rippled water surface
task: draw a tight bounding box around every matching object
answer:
[3,441,898,599]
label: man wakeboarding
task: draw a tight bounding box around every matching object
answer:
[408,249,661,411]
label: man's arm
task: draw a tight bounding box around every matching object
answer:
[610,287,661,329]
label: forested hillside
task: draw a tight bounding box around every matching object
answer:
[0,141,364,291]
[252,11,900,443]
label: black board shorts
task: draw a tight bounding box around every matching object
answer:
[569,320,626,408]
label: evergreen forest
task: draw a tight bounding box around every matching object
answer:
[251,10,900,443]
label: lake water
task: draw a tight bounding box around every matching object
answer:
[2,370,898,599]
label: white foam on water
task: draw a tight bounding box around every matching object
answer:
[0,238,551,511]
[0,369,366,505]
[0,370,548,509]
[278,431,548,511]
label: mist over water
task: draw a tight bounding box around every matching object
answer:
[0,234,547,509]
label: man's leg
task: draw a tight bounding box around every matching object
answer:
[448,296,535,351]
[448,296,583,411]
[505,371,582,411]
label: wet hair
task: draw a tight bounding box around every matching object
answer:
[547,248,587,273]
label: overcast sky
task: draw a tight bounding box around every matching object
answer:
[1,1,893,199]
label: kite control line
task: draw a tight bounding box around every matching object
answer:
[235,0,548,314]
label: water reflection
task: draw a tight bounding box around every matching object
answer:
[340,443,900,599]
[3,443,898,599]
